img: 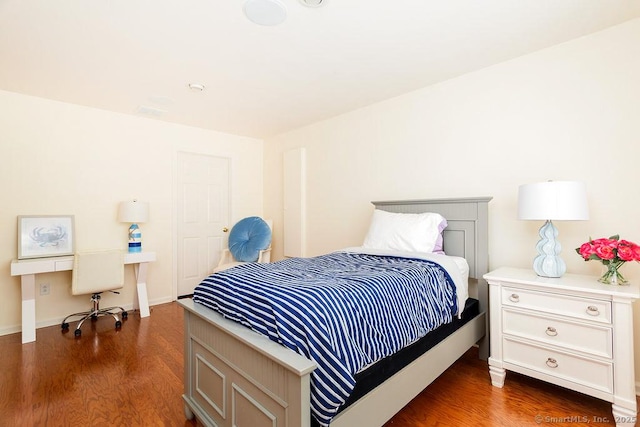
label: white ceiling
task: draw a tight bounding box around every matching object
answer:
[1,0,639,139]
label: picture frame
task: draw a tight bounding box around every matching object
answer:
[18,215,75,259]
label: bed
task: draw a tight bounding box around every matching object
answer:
[179,197,491,427]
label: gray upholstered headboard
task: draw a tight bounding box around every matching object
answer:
[371,197,492,280]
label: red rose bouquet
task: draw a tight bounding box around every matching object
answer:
[576,235,640,284]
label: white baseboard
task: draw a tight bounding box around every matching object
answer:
[0,298,176,338]
[0,324,21,337]
[149,296,174,306]
[36,303,137,331]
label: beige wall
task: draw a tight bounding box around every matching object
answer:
[2,13,640,391]
[0,90,264,334]
[264,20,640,383]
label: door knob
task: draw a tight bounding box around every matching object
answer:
[222,227,229,233]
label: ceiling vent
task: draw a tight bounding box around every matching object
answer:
[136,105,168,117]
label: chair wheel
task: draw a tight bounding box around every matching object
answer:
[115,320,122,329]
[74,329,82,337]
[121,311,128,319]
[61,322,69,330]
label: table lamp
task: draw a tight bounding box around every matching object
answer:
[517,181,589,278]
[118,200,149,253]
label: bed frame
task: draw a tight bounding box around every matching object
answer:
[179,196,492,427]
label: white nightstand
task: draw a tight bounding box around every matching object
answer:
[484,267,640,427]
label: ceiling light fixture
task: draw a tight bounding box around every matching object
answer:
[243,0,287,26]
[299,0,324,7]
[188,83,205,91]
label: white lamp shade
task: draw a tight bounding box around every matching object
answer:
[518,181,589,221]
[118,200,149,223]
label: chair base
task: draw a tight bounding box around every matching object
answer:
[61,292,127,337]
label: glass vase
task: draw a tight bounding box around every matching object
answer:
[599,261,628,285]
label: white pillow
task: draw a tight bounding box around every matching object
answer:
[362,209,446,253]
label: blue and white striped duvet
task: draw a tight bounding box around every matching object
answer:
[193,251,460,426]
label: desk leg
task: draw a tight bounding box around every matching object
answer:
[133,262,150,318]
[21,274,37,343]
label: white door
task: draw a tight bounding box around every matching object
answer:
[177,152,230,297]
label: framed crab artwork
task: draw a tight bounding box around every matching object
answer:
[18,215,75,259]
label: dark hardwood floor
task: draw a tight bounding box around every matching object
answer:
[0,302,634,426]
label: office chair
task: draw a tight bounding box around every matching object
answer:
[214,217,272,273]
[61,250,127,337]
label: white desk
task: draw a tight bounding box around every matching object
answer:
[10,251,156,343]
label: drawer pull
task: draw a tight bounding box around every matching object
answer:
[546,358,558,369]
[509,294,520,303]
[586,306,600,316]
[545,326,558,337]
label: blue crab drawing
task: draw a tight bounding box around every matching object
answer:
[29,226,67,247]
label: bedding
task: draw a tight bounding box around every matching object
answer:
[342,247,469,314]
[362,209,447,254]
[193,249,468,426]
[330,297,480,420]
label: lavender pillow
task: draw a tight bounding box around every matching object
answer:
[432,217,448,254]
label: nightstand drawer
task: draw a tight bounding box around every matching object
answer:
[502,309,613,358]
[503,338,613,394]
[502,287,611,324]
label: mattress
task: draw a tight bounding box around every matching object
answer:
[330,297,480,420]
[193,250,467,426]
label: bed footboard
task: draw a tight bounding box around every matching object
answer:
[330,311,486,427]
[180,299,317,427]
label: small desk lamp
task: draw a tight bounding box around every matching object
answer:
[518,181,589,278]
[118,200,149,253]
